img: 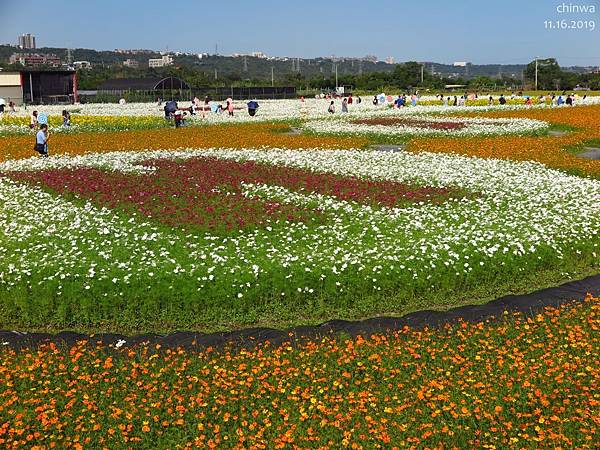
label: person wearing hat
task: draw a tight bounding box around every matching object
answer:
[247,100,259,117]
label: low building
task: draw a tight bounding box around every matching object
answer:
[123,59,139,68]
[148,55,173,68]
[9,52,62,67]
[0,72,23,105]
[97,76,190,94]
[0,69,77,104]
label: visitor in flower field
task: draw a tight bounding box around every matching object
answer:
[328,100,335,114]
[347,94,353,104]
[34,124,49,157]
[373,96,378,105]
[173,109,186,128]
[164,100,178,120]
[499,94,506,105]
[341,97,348,113]
[488,95,494,105]
[557,95,564,106]
[61,110,71,127]
[566,95,573,106]
[452,96,458,106]
[29,110,38,129]
[247,100,259,116]
[226,99,234,116]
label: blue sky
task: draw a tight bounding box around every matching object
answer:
[0,0,599,65]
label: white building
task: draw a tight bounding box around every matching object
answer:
[148,54,173,68]
[385,56,394,65]
[123,58,139,68]
[73,61,92,70]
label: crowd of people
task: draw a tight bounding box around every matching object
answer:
[160,96,261,127]
[435,91,587,107]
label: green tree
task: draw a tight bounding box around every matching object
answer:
[524,58,563,90]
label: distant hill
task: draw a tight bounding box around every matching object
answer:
[1,45,596,90]
[0,44,531,79]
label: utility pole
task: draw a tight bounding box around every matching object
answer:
[214,68,218,80]
[335,64,338,89]
[535,56,539,90]
[243,55,248,72]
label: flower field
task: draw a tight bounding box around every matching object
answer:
[409,105,600,177]
[303,115,548,137]
[0,114,170,135]
[1,144,600,330]
[0,102,600,332]
[0,122,368,163]
[2,98,600,448]
[1,297,598,448]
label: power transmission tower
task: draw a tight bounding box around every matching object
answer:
[243,55,248,72]
[296,58,300,73]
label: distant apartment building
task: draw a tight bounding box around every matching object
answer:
[385,56,394,64]
[252,51,267,59]
[148,54,173,68]
[18,33,36,49]
[123,59,139,68]
[9,53,61,67]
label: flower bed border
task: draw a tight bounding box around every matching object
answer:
[2,273,598,352]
